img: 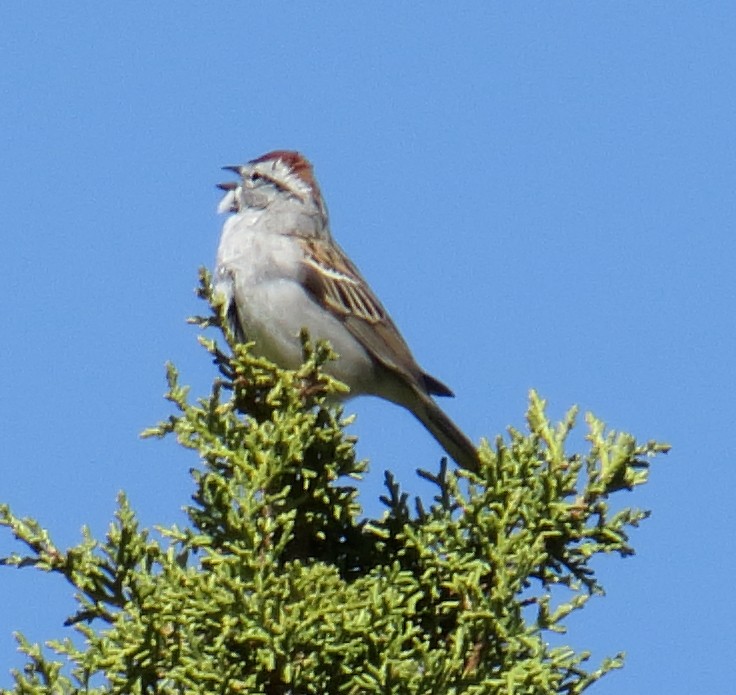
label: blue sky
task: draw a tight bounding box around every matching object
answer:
[1,3,734,692]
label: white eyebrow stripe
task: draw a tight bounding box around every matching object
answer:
[252,158,314,200]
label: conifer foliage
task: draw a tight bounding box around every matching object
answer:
[0,270,669,693]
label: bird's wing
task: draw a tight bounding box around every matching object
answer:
[299,237,453,398]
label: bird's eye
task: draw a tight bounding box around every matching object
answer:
[250,172,263,182]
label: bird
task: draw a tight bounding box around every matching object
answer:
[214,150,478,472]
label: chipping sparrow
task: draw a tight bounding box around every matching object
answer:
[215,150,478,472]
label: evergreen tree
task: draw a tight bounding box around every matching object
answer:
[0,270,668,694]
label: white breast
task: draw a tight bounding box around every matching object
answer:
[215,211,376,395]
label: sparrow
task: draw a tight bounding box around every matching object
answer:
[214,150,479,472]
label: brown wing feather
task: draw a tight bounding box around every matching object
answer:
[302,240,386,324]
[300,238,453,397]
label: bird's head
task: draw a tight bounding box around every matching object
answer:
[217,150,328,228]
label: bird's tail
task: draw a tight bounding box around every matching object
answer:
[411,394,479,473]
